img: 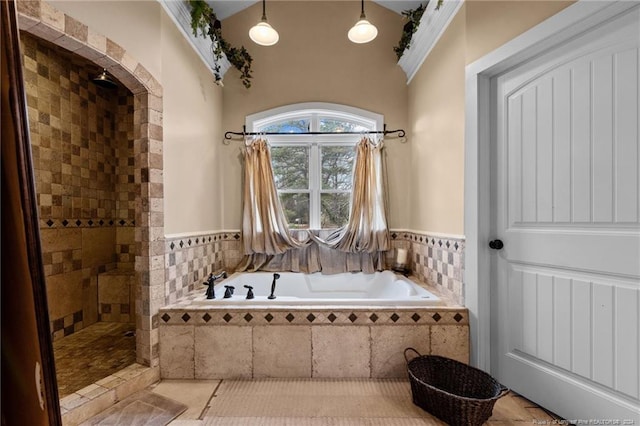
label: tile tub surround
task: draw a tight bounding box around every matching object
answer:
[389,231,465,305]
[164,232,242,305]
[158,305,469,380]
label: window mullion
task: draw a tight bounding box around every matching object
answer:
[309,141,320,229]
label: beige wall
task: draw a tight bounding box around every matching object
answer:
[49,0,575,236]
[160,12,224,234]
[50,1,225,235]
[408,0,573,235]
[220,1,409,229]
[465,0,574,65]
[51,1,162,79]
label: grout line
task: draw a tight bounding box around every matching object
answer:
[198,379,223,420]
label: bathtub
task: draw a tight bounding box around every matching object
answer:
[192,270,441,306]
[160,270,469,380]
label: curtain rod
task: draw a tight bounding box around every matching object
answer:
[224,124,405,141]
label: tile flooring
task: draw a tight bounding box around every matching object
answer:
[145,378,561,425]
[53,322,136,398]
[55,322,561,425]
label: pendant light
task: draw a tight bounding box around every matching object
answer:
[249,0,279,46]
[348,0,378,44]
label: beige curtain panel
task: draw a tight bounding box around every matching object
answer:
[240,138,307,255]
[310,137,390,253]
[237,137,389,274]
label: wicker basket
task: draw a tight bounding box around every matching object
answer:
[404,348,509,426]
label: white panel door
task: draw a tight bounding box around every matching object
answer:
[492,5,640,421]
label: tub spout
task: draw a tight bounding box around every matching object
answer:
[213,271,228,280]
[203,274,216,299]
[203,270,228,300]
[268,273,280,300]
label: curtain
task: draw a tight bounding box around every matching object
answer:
[236,136,390,274]
[240,138,307,256]
[236,229,386,273]
[310,137,390,254]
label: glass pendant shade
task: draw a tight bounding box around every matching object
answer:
[249,0,279,46]
[348,0,377,44]
[249,20,279,46]
[348,18,378,43]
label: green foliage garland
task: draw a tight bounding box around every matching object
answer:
[188,0,253,88]
[393,0,444,61]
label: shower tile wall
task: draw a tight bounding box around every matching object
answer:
[389,231,465,305]
[164,232,242,305]
[21,32,136,340]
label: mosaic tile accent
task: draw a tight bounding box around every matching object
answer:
[390,231,465,305]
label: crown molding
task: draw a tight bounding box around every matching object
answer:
[159,0,231,79]
[397,0,464,84]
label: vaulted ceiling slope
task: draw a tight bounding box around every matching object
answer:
[209,1,425,20]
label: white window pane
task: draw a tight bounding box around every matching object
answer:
[271,146,309,190]
[321,146,354,190]
[280,193,309,229]
[321,193,350,228]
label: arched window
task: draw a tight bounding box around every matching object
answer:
[246,103,383,229]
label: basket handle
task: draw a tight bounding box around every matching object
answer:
[497,384,510,398]
[404,347,422,363]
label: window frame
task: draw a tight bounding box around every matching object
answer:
[246,103,384,229]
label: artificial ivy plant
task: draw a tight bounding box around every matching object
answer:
[189,0,253,88]
[394,0,443,60]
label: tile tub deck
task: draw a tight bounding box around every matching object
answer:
[158,292,469,380]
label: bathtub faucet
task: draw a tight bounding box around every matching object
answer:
[268,273,280,300]
[203,270,227,299]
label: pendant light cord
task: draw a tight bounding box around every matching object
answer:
[360,0,366,19]
[262,0,267,21]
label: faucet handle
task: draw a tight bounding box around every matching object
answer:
[244,285,254,300]
[223,285,235,299]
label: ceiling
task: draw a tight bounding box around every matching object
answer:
[208,1,426,20]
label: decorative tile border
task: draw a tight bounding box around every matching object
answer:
[158,307,468,327]
[40,219,135,229]
[165,231,240,251]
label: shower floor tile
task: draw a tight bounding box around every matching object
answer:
[53,322,136,398]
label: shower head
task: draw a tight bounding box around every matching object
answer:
[92,69,117,89]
